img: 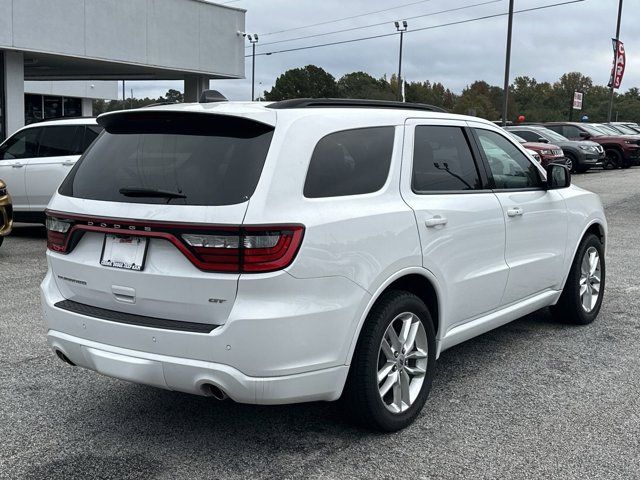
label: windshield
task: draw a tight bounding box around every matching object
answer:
[613,124,639,135]
[537,128,567,143]
[582,124,607,136]
[594,124,621,135]
[59,112,275,206]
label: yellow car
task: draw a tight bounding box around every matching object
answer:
[0,179,12,247]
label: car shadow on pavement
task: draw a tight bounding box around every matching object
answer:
[9,224,46,239]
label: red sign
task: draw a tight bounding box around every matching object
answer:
[573,91,583,110]
[609,39,626,89]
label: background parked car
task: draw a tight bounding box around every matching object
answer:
[526,149,542,163]
[612,122,640,134]
[544,122,640,169]
[597,123,640,137]
[507,125,604,173]
[0,179,12,247]
[0,118,103,223]
[509,133,566,168]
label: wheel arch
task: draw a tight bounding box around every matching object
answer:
[559,219,607,293]
[345,267,443,366]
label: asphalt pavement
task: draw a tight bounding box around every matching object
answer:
[1,168,639,479]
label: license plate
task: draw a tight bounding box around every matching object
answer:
[100,234,148,271]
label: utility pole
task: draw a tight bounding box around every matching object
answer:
[501,0,514,126]
[247,34,259,101]
[607,0,623,122]
[122,80,125,105]
[395,21,408,102]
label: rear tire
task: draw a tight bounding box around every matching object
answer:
[342,290,436,432]
[0,236,3,247]
[551,234,605,325]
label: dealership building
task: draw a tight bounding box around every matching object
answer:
[0,0,245,142]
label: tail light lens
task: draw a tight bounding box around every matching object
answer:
[46,212,304,273]
[46,217,74,252]
[181,226,305,273]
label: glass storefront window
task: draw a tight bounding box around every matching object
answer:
[63,97,82,117]
[25,94,44,125]
[44,96,63,119]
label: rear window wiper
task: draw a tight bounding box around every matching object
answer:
[119,187,187,199]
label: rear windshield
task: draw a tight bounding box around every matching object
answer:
[59,112,274,206]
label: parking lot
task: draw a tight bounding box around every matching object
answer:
[1,168,639,480]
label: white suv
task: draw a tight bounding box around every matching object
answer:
[41,98,607,431]
[0,118,102,223]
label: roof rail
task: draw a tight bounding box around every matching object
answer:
[266,98,448,113]
[144,101,180,108]
[28,116,97,123]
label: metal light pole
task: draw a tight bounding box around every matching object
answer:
[607,0,624,122]
[501,0,514,126]
[395,21,408,102]
[248,34,259,101]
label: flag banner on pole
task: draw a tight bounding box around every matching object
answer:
[608,39,626,89]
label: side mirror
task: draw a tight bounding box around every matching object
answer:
[546,164,571,189]
[579,131,591,139]
[537,137,549,143]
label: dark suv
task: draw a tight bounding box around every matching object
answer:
[544,122,640,169]
[507,125,604,173]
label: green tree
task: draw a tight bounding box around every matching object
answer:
[336,71,394,99]
[453,81,500,120]
[264,65,338,101]
[163,89,184,103]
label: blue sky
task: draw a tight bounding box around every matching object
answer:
[128,0,638,101]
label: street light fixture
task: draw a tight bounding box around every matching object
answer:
[247,34,259,101]
[395,20,408,102]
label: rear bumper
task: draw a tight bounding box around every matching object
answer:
[41,266,369,404]
[47,330,349,404]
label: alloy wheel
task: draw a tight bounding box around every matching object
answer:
[579,246,601,312]
[377,312,428,413]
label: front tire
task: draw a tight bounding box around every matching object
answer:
[604,149,622,169]
[342,290,436,432]
[551,233,605,325]
[564,153,576,173]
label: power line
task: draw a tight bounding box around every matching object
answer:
[251,0,502,49]
[245,0,586,58]
[259,0,437,36]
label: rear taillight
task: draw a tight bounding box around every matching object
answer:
[46,211,304,274]
[181,226,305,273]
[46,216,74,253]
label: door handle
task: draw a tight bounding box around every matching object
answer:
[507,207,524,217]
[425,215,448,227]
[62,161,74,166]
[11,163,24,168]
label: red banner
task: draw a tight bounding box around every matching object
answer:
[609,39,626,89]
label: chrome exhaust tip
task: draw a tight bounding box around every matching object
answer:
[203,383,228,401]
[55,349,76,366]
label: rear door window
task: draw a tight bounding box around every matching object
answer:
[304,127,395,198]
[38,126,83,157]
[59,112,274,206]
[81,125,103,151]
[412,126,482,192]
